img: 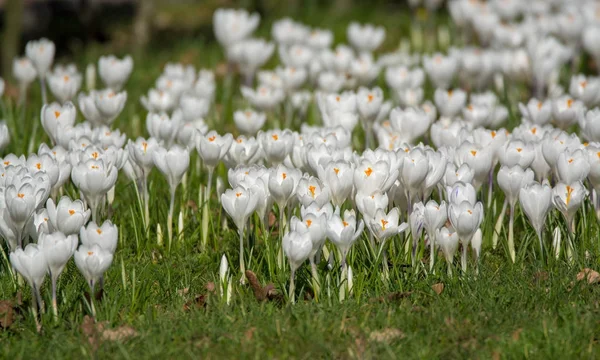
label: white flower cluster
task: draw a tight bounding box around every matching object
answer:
[2,0,600,312]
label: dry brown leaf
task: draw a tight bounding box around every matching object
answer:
[432,283,445,295]
[101,326,138,342]
[577,268,600,284]
[368,328,405,343]
[186,200,198,212]
[183,294,207,311]
[268,212,277,227]
[492,350,501,360]
[533,271,549,283]
[244,327,257,342]
[370,291,412,303]
[246,270,267,301]
[177,288,190,296]
[512,328,523,341]
[205,282,216,293]
[0,300,14,328]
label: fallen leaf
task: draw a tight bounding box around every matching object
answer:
[246,270,267,301]
[492,350,501,360]
[370,291,412,303]
[205,282,216,293]
[183,294,207,311]
[245,271,282,303]
[177,288,190,296]
[432,283,444,295]
[268,212,277,227]
[512,328,523,341]
[577,268,600,284]
[0,300,14,328]
[186,200,198,212]
[368,328,405,343]
[101,325,138,342]
[533,271,549,283]
[215,63,229,77]
[244,327,257,342]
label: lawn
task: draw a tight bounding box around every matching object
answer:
[1,1,600,359]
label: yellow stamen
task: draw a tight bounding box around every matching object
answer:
[380,219,388,230]
[566,185,574,206]
[364,167,373,177]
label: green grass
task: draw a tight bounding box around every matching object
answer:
[2,3,600,359]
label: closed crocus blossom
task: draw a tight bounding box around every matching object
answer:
[221,185,258,284]
[290,213,328,261]
[317,160,354,210]
[357,87,384,122]
[282,230,312,303]
[552,181,588,234]
[355,190,388,221]
[423,53,458,89]
[46,196,91,236]
[234,109,266,135]
[455,142,493,188]
[401,148,429,200]
[354,159,398,196]
[258,129,294,165]
[94,88,127,126]
[213,8,260,51]
[437,226,459,275]
[71,158,118,222]
[268,164,302,213]
[26,152,60,188]
[497,165,534,262]
[518,98,552,125]
[434,88,467,118]
[152,145,189,192]
[74,244,113,296]
[296,176,330,208]
[5,178,50,248]
[367,207,408,243]
[551,96,583,130]
[327,209,364,267]
[520,181,553,259]
[569,74,600,108]
[153,144,189,244]
[98,55,133,91]
[443,163,474,188]
[13,57,37,88]
[424,200,447,271]
[556,149,590,184]
[448,200,484,272]
[229,38,275,85]
[39,231,78,316]
[41,101,77,145]
[196,131,233,170]
[497,166,534,208]
[347,22,385,53]
[447,181,477,206]
[224,136,262,167]
[141,88,174,113]
[80,220,118,254]
[499,140,535,168]
[47,69,82,103]
[25,38,55,77]
[10,244,48,311]
[580,109,600,142]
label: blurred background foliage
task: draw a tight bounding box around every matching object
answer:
[0,0,423,77]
